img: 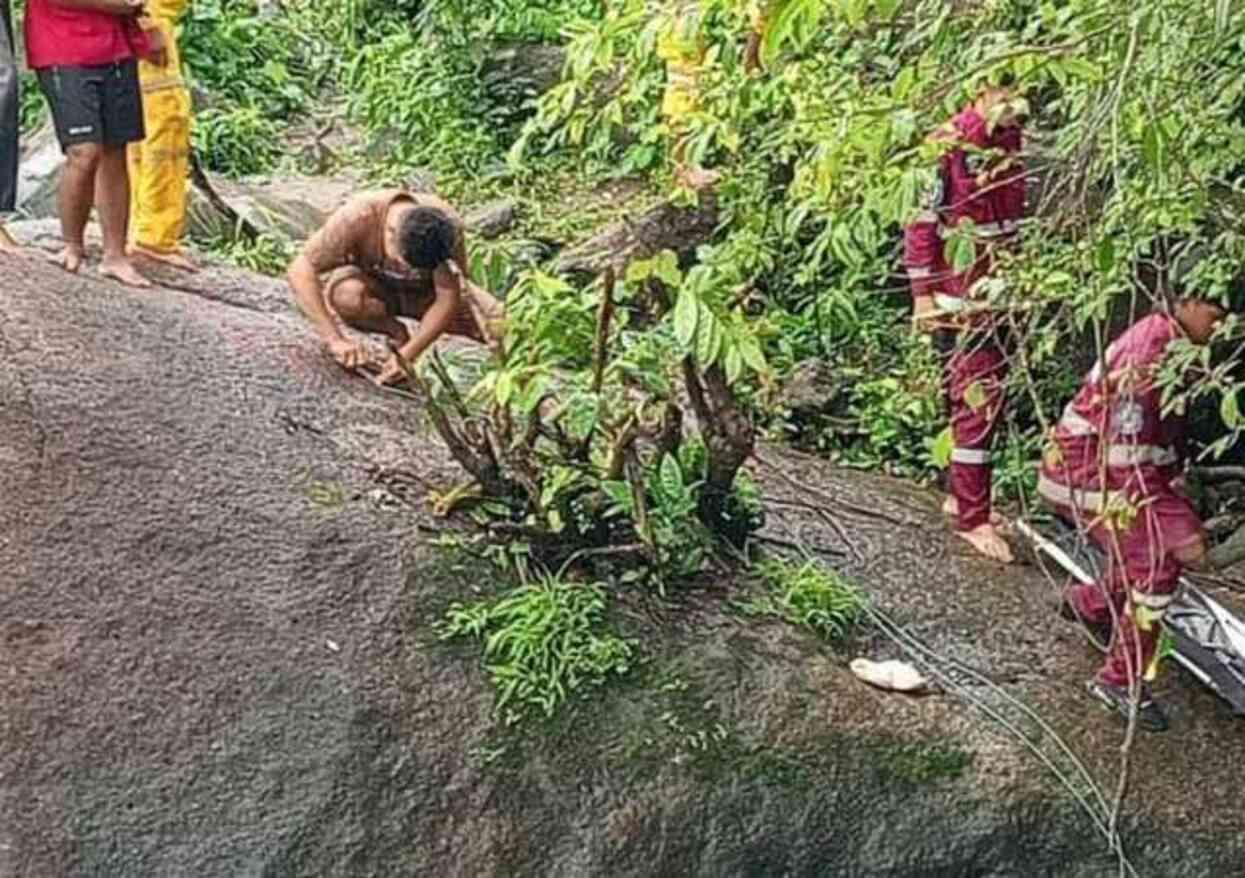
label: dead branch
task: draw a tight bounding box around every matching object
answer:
[189,151,259,242]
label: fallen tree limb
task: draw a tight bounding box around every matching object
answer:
[189,151,259,242]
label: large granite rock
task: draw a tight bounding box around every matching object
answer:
[1,252,1244,876]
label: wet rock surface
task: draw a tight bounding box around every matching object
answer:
[2,254,1244,876]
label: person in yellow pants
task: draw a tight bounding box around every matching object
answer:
[657,1,719,190]
[128,0,196,272]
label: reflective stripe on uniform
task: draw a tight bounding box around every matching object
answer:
[951,447,991,465]
[1057,407,1098,437]
[1106,444,1178,468]
[1036,474,1116,513]
[907,266,932,279]
[934,293,969,313]
[912,210,939,224]
[141,76,186,95]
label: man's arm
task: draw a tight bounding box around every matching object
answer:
[287,200,372,369]
[287,253,343,345]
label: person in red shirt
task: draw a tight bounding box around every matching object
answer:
[904,79,1027,564]
[1,0,18,250]
[1039,251,1237,731]
[25,0,166,286]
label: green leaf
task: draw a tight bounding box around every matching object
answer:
[1142,122,1167,172]
[963,380,987,411]
[695,305,721,365]
[654,250,682,286]
[659,453,684,499]
[601,480,634,513]
[496,371,514,406]
[1221,391,1240,429]
[1095,237,1115,272]
[930,426,953,468]
[674,289,700,348]
[739,334,768,374]
[625,258,653,284]
[947,232,977,273]
[724,344,744,385]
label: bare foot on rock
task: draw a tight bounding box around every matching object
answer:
[99,257,152,288]
[956,522,1014,564]
[131,244,199,273]
[54,243,86,274]
[942,494,1006,528]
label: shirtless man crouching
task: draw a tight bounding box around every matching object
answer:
[287,190,505,385]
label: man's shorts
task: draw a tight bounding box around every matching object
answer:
[325,266,484,342]
[37,59,145,151]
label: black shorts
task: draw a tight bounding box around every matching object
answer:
[37,59,144,151]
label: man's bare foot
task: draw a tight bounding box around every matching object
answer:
[130,243,200,273]
[99,257,152,288]
[54,243,86,273]
[956,523,1014,564]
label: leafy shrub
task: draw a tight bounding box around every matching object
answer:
[193,107,282,176]
[437,577,635,723]
[737,560,864,640]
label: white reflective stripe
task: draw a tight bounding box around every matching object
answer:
[934,293,969,313]
[1106,445,1178,467]
[975,222,1005,236]
[907,266,933,279]
[1131,590,1174,611]
[912,211,939,224]
[1058,407,1098,437]
[951,447,991,464]
[1036,475,1114,513]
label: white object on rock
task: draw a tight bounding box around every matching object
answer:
[849,658,926,693]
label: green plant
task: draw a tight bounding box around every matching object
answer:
[437,577,636,724]
[877,740,974,785]
[738,559,864,640]
[197,230,296,276]
[193,106,283,176]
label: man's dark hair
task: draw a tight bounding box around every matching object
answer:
[397,206,457,270]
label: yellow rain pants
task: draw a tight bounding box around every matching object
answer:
[128,0,192,255]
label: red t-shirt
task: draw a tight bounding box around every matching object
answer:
[24,0,148,69]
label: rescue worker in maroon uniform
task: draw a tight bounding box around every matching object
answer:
[1038,254,1236,731]
[904,81,1028,563]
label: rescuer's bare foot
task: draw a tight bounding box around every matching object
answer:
[942,494,1006,527]
[99,256,152,288]
[957,523,1014,564]
[131,243,200,273]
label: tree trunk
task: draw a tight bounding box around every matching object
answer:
[682,359,754,535]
